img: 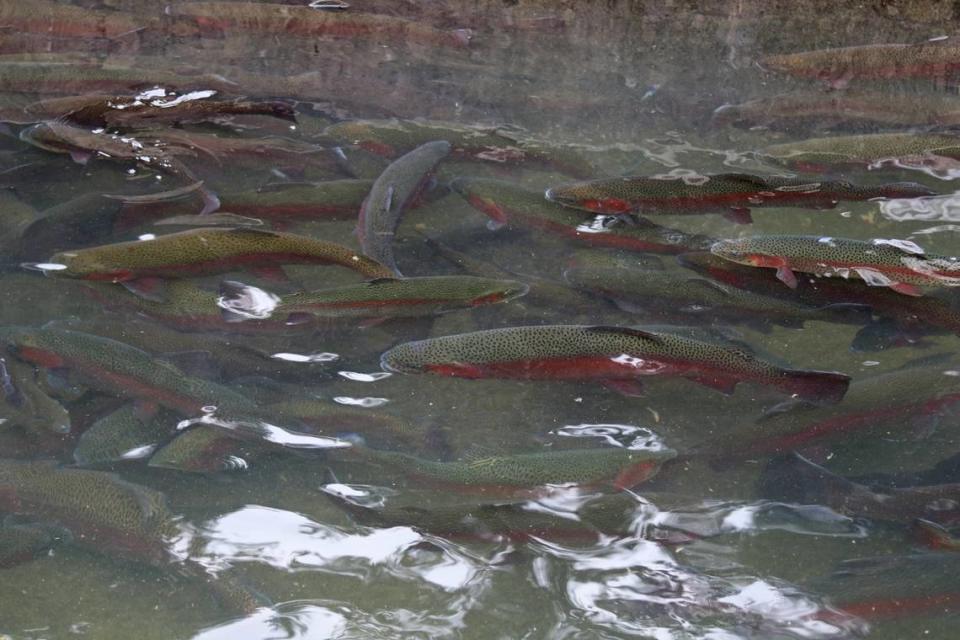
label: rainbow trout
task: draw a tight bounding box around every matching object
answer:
[73,404,175,466]
[359,140,450,275]
[0,521,70,568]
[452,177,714,254]
[761,41,960,87]
[381,324,850,403]
[711,235,960,296]
[20,120,196,167]
[45,227,394,295]
[761,132,960,173]
[325,119,594,177]
[352,445,677,492]
[27,93,297,128]
[0,1,144,39]
[913,519,960,551]
[545,172,934,224]
[148,425,259,473]
[217,276,529,324]
[0,354,71,436]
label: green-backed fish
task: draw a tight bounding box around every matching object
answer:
[217,275,529,324]
[43,227,394,297]
[381,324,850,403]
[352,445,677,493]
[148,425,259,473]
[452,177,714,254]
[0,355,71,436]
[0,521,71,568]
[358,140,451,275]
[544,172,934,224]
[710,235,960,296]
[73,404,175,466]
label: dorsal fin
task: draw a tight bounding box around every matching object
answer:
[585,325,665,344]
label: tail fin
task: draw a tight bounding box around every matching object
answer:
[779,369,850,404]
[912,518,959,550]
[217,281,279,322]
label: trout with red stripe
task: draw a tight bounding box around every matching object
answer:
[381,325,850,403]
[0,1,144,40]
[349,445,677,494]
[711,235,960,296]
[762,41,960,88]
[452,177,714,255]
[46,227,394,291]
[218,275,529,324]
[545,172,934,224]
[762,132,960,173]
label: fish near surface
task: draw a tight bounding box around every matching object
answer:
[761,41,960,88]
[358,140,451,275]
[73,404,175,466]
[351,445,677,493]
[544,172,934,224]
[0,521,70,568]
[217,275,529,324]
[381,324,850,403]
[451,177,714,254]
[711,235,960,296]
[148,425,258,473]
[45,227,393,295]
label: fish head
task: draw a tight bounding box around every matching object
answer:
[710,238,781,268]
[379,342,426,374]
[46,250,125,281]
[19,122,76,155]
[545,180,633,214]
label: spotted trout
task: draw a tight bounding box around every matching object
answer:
[359,140,450,275]
[452,177,714,254]
[545,172,934,224]
[761,41,960,88]
[45,227,394,293]
[352,445,677,493]
[711,235,960,296]
[0,354,71,436]
[761,132,960,174]
[218,275,529,324]
[381,325,850,403]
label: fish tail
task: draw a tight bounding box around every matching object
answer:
[778,369,850,404]
[912,518,957,550]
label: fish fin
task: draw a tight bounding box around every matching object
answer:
[613,460,661,490]
[779,369,850,404]
[283,312,314,326]
[686,373,738,395]
[584,325,665,344]
[384,184,396,214]
[888,282,924,297]
[121,277,169,302]
[776,265,798,288]
[602,378,646,397]
[756,398,818,423]
[721,207,753,224]
[69,150,92,165]
[249,265,289,282]
[912,518,956,549]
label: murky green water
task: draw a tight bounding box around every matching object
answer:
[1,1,960,638]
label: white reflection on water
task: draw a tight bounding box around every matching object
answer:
[192,603,347,640]
[881,192,960,221]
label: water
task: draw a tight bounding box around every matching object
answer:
[1,1,960,638]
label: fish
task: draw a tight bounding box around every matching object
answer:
[26,93,297,128]
[350,445,677,493]
[325,119,594,177]
[217,275,529,324]
[0,355,71,436]
[713,90,960,131]
[0,521,70,568]
[44,227,394,297]
[913,518,960,551]
[680,251,960,348]
[168,2,472,48]
[710,235,960,296]
[148,425,257,473]
[759,453,960,525]
[380,324,851,403]
[451,177,715,254]
[563,256,870,330]
[0,1,144,40]
[215,180,373,222]
[761,41,960,88]
[761,132,960,174]
[358,140,451,275]
[73,404,175,466]
[544,172,935,224]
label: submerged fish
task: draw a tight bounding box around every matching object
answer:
[148,425,257,473]
[452,177,714,254]
[19,120,195,167]
[0,2,144,40]
[913,519,960,551]
[762,41,960,87]
[73,404,174,466]
[563,256,868,330]
[352,445,677,492]
[711,235,960,296]
[381,325,850,403]
[325,119,594,177]
[45,227,393,294]
[217,276,529,324]
[359,140,450,275]
[28,93,296,128]
[0,354,71,436]
[761,132,960,174]
[544,173,934,224]
[0,521,70,568]
[217,180,373,222]
[759,453,960,525]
